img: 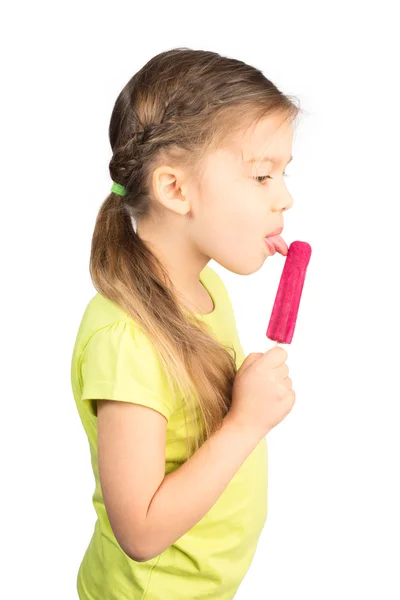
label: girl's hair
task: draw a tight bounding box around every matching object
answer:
[90,47,302,460]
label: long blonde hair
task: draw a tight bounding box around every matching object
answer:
[90,48,301,460]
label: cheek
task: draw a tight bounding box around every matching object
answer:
[198,168,267,229]
[221,181,264,228]
[205,186,263,248]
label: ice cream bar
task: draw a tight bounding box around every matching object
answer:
[266,241,312,344]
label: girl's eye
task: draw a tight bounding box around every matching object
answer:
[254,172,289,184]
[255,175,272,184]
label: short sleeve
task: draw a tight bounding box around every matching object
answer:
[79,320,176,421]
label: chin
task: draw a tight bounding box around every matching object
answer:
[218,255,265,276]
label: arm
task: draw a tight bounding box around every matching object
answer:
[97,399,260,563]
[140,414,260,561]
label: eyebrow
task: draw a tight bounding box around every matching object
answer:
[246,155,293,165]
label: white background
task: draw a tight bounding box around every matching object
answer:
[2,1,399,598]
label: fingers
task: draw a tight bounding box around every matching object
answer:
[263,346,288,368]
[274,363,289,380]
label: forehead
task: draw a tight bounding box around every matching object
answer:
[239,114,294,164]
[245,155,293,165]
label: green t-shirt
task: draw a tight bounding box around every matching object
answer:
[71,265,268,599]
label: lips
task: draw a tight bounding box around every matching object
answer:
[267,226,283,237]
[265,227,288,256]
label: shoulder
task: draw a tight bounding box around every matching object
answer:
[81,318,165,377]
[74,292,144,354]
[73,293,164,385]
[78,318,177,420]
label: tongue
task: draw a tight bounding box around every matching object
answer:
[267,234,288,256]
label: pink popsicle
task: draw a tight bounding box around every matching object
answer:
[266,241,312,344]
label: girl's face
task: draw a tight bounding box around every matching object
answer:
[188,114,294,275]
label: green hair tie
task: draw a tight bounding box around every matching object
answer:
[111,181,127,196]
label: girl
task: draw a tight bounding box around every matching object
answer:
[71,47,300,599]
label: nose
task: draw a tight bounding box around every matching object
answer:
[272,188,293,213]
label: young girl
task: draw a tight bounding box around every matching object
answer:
[71,47,300,599]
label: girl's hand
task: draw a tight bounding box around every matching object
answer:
[228,346,295,440]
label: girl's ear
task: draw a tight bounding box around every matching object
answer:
[152,165,190,216]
